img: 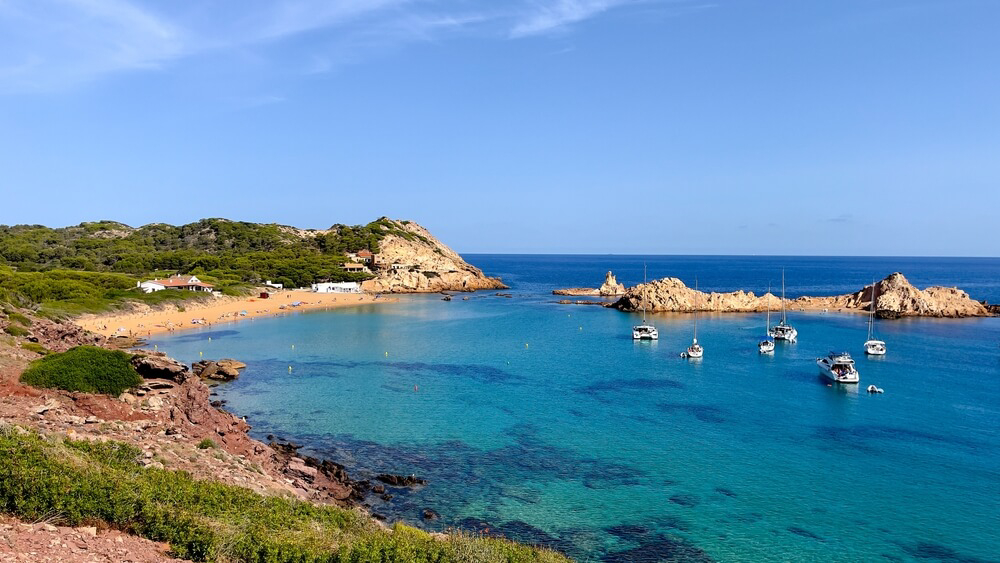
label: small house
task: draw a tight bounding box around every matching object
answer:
[341,263,367,273]
[138,275,214,293]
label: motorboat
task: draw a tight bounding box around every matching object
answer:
[633,263,658,340]
[864,279,886,355]
[769,270,797,342]
[817,351,860,384]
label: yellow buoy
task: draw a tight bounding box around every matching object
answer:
[199,351,203,357]
[525,343,529,349]
[385,351,389,357]
[288,366,293,372]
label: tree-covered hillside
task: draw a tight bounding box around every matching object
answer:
[0,217,409,315]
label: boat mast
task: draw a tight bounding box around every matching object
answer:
[693,277,698,341]
[780,269,787,324]
[642,263,647,323]
[766,283,771,335]
[868,279,876,340]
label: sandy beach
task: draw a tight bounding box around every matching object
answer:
[75,289,391,338]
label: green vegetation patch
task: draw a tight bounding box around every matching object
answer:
[19,341,49,355]
[3,324,28,337]
[0,429,568,562]
[20,346,141,395]
[7,312,31,326]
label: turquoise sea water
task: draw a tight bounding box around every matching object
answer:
[149,256,1000,562]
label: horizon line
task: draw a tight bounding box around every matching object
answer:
[458,252,1000,259]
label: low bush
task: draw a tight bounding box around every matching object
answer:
[7,312,31,326]
[19,342,48,355]
[196,439,216,450]
[20,346,141,395]
[0,429,568,563]
[3,325,28,337]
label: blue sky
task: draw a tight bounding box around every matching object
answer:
[1,0,997,256]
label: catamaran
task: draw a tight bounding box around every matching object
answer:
[759,284,775,354]
[817,351,860,384]
[685,278,704,358]
[864,279,887,355]
[769,269,798,342]
[632,264,658,340]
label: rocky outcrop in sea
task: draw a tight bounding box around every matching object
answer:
[612,272,991,318]
[553,271,626,297]
[792,272,989,318]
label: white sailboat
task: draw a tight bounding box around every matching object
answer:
[864,279,886,355]
[759,284,775,354]
[684,278,704,358]
[769,269,798,342]
[632,263,658,340]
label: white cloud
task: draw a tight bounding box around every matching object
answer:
[0,0,183,91]
[509,0,638,38]
[0,0,697,93]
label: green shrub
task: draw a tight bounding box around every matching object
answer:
[0,429,569,563]
[3,325,28,337]
[19,342,48,355]
[196,439,216,450]
[20,346,141,395]
[7,312,31,326]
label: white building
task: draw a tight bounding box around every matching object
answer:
[312,282,362,294]
[137,275,214,293]
[138,280,166,293]
[264,280,284,289]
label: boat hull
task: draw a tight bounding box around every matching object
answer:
[817,360,860,384]
[864,340,886,356]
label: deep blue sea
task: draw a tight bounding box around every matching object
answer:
[149,255,1000,562]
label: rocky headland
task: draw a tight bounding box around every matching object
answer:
[553,271,626,297]
[793,272,990,318]
[611,272,991,318]
[361,219,507,293]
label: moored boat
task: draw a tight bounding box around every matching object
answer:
[633,264,658,340]
[759,283,775,354]
[769,269,797,342]
[817,351,860,384]
[685,278,704,358]
[864,279,887,356]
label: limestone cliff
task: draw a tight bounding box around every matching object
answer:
[612,272,990,318]
[360,219,507,293]
[553,271,626,297]
[793,272,989,318]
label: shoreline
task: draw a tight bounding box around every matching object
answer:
[75,289,395,338]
